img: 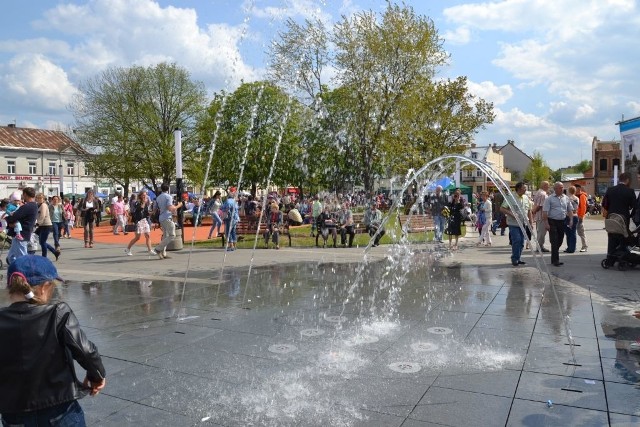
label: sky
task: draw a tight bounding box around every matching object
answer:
[1,0,639,170]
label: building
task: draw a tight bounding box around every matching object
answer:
[591,137,621,195]
[0,124,96,198]
[496,140,533,182]
[461,143,512,193]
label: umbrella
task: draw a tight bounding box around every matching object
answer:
[426,177,453,191]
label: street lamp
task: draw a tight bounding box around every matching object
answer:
[59,163,64,198]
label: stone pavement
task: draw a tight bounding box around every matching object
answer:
[2,216,640,426]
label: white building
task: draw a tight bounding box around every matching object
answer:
[0,124,95,198]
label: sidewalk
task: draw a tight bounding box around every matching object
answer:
[20,215,640,426]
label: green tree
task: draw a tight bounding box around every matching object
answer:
[196,82,304,195]
[524,151,553,189]
[71,62,207,194]
[573,159,592,174]
[269,3,493,194]
[386,76,494,175]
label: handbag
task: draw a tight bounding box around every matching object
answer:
[110,217,117,226]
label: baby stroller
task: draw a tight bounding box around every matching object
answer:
[601,213,640,271]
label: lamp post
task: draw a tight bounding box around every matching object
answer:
[59,163,64,198]
[174,128,185,243]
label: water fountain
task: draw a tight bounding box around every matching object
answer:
[44,150,594,425]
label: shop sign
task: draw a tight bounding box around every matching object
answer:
[0,175,33,180]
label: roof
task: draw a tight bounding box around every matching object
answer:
[0,125,85,154]
[497,140,534,161]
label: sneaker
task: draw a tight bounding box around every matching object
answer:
[124,248,132,256]
[156,251,164,260]
[517,261,526,265]
[629,341,640,352]
[149,249,157,255]
[512,261,519,266]
[579,247,588,252]
[631,247,640,255]
[540,247,550,253]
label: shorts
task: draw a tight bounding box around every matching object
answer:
[136,219,151,235]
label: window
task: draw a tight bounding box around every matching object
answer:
[28,161,37,174]
[48,162,57,175]
[471,152,478,159]
[7,160,15,174]
[465,170,473,177]
[599,159,607,171]
[67,163,74,175]
[476,169,483,177]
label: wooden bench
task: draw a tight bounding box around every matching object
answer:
[397,214,435,233]
[221,215,292,247]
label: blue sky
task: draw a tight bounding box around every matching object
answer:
[1,0,639,169]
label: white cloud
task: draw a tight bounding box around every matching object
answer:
[443,0,640,168]
[466,80,512,105]
[443,26,471,45]
[29,0,260,88]
[0,53,77,111]
[247,0,333,24]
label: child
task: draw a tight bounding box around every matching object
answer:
[6,193,24,240]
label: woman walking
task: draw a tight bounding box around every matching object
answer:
[80,190,97,248]
[35,194,60,260]
[477,191,493,246]
[49,195,65,251]
[0,255,106,425]
[62,197,75,238]
[207,191,223,239]
[124,191,156,256]
[446,190,464,251]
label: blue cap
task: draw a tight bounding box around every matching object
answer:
[7,255,64,286]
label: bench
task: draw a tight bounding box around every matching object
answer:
[397,214,435,233]
[221,215,292,247]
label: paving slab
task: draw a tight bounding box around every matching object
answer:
[2,218,640,426]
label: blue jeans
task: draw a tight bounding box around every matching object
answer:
[224,218,237,243]
[208,212,222,237]
[564,216,577,253]
[1,399,86,427]
[37,226,58,258]
[433,214,446,241]
[52,221,64,248]
[508,225,524,264]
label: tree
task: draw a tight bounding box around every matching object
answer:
[572,159,592,174]
[386,76,494,175]
[71,62,207,194]
[269,3,493,194]
[523,151,553,189]
[196,82,305,195]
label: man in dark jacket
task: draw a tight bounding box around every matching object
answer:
[6,187,38,265]
[602,172,637,265]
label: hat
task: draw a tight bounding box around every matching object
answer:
[9,191,22,201]
[7,255,64,286]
